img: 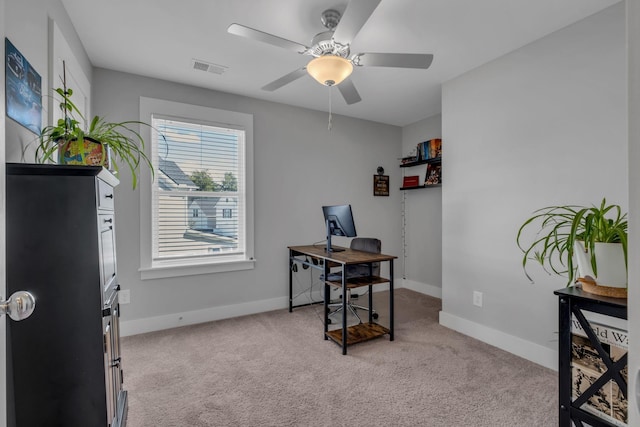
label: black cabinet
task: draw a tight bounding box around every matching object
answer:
[554,287,627,427]
[6,163,127,427]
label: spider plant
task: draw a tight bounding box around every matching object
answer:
[36,86,153,189]
[516,198,627,286]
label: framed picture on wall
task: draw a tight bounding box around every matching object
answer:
[5,38,42,134]
[374,175,390,196]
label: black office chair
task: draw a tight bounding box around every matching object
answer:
[327,237,381,323]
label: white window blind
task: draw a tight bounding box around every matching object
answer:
[151,117,246,263]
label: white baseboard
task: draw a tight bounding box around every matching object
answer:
[120,296,288,337]
[401,279,442,299]
[121,279,436,337]
[439,310,558,371]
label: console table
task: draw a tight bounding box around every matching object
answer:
[288,245,396,355]
[554,286,627,427]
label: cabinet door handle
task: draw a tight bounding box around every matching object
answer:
[105,194,114,199]
[104,218,113,224]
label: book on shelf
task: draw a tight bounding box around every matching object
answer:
[429,138,442,159]
[415,142,424,161]
[405,139,442,164]
[402,175,420,188]
[571,315,628,426]
[425,163,442,185]
[420,141,429,161]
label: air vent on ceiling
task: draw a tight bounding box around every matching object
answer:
[191,59,227,75]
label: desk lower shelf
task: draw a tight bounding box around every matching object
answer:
[326,322,390,346]
[325,275,389,289]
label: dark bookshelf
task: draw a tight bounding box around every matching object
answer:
[554,287,627,427]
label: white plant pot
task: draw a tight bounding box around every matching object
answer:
[574,241,627,288]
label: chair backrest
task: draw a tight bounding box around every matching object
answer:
[347,238,381,278]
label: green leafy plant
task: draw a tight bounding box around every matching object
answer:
[516,198,628,286]
[36,86,153,188]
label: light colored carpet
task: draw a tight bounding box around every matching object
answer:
[121,289,557,426]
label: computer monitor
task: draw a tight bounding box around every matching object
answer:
[322,204,357,253]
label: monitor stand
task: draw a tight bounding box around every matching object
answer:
[325,220,345,252]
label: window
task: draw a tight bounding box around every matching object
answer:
[139,98,254,279]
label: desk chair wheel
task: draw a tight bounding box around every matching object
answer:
[372,312,379,320]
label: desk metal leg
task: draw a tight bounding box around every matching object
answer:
[368,285,373,323]
[288,250,293,312]
[389,260,394,341]
[342,269,347,355]
[324,262,329,340]
[324,284,329,340]
[368,263,373,323]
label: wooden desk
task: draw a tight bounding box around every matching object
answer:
[288,245,397,355]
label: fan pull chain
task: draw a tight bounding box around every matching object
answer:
[328,86,333,131]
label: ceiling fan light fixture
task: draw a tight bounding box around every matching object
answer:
[306,55,353,87]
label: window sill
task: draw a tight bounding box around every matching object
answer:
[139,258,255,280]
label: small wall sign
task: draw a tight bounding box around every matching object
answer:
[373,175,389,196]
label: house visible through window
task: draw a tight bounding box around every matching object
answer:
[139,97,253,279]
[151,117,246,263]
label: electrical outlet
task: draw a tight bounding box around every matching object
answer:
[119,289,131,305]
[473,291,483,307]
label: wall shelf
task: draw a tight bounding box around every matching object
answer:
[400,184,442,190]
[400,157,442,168]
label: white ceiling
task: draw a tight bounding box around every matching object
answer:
[60,0,619,127]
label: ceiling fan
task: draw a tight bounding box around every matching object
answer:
[227,0,433,105]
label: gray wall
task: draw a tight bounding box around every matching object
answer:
[440,3,627,368]
[91,69,403,331]
[400,115,442,297]
[4,0,90,163]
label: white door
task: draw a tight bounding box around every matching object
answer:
[628,1,640,425]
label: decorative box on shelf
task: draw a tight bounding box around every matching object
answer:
[402,175,420,188]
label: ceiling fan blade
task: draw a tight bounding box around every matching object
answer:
[332,0,382,45]
[338,78,362,105]
[261,68,308,91]
[228,23,308,53]
[356,53,434,69]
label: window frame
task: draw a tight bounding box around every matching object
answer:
[139,97,254,280]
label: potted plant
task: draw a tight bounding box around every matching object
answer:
[516,198,628,297]
[35,86,153,188]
